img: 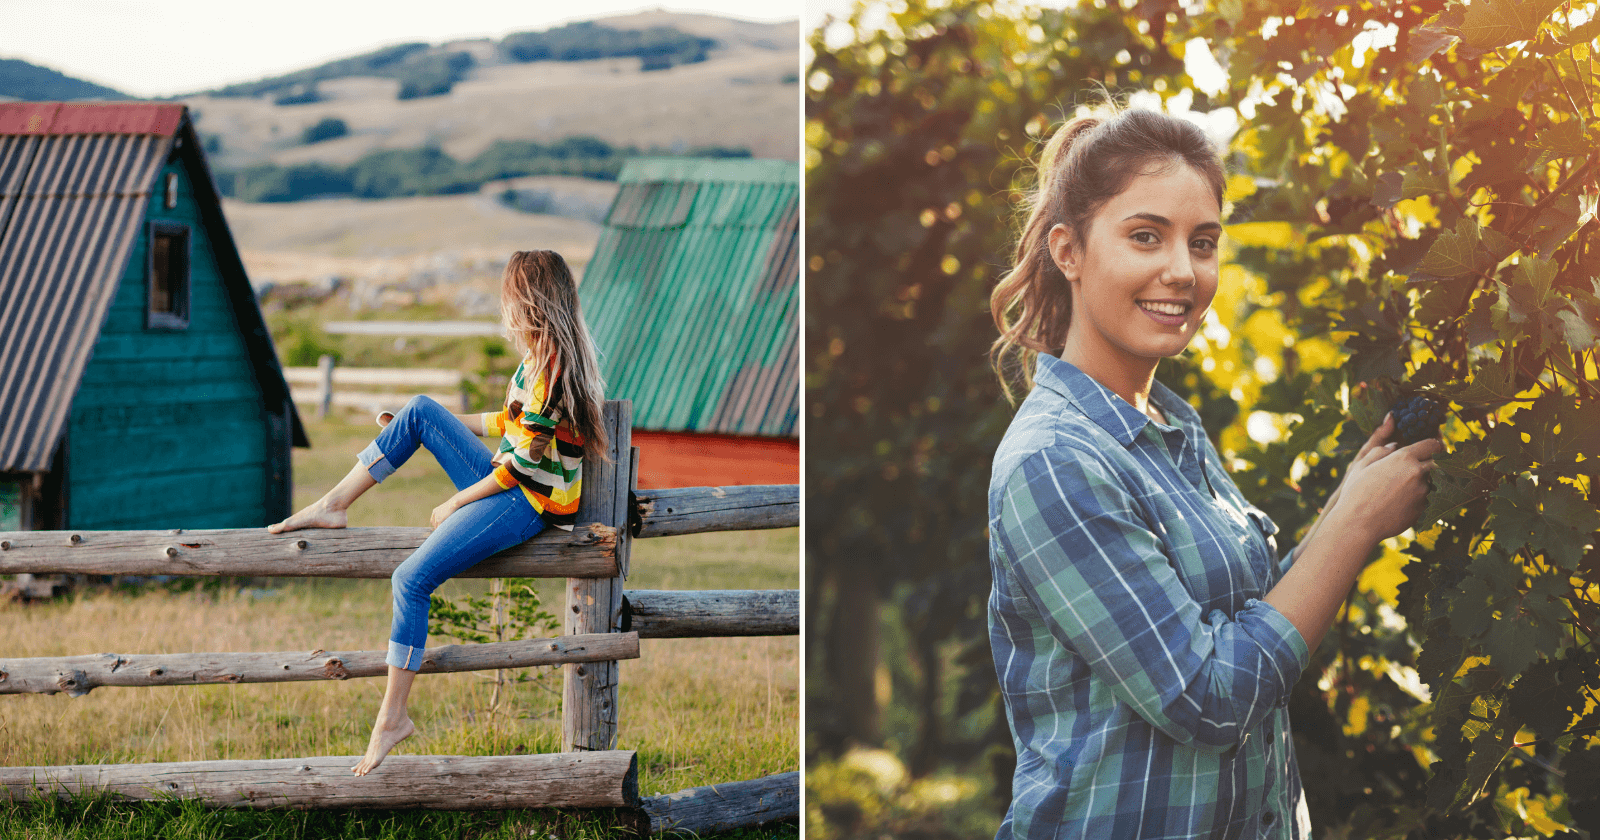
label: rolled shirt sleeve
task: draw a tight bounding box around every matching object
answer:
[994,444,1310,750]
[481,410,508,438]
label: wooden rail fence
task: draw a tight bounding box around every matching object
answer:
[284,358,469,417]
[0,401,799,834]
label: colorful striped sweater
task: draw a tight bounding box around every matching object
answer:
[480,352,584,530]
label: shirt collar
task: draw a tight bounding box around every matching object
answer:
[1033,353,1203,448]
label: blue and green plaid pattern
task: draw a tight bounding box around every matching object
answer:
[988,355,1312,839]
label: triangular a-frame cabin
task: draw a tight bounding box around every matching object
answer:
[578,158,798,489]
[0,102,307,531]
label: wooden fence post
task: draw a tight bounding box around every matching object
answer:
[315,355,335,419]
[563,400,632,752]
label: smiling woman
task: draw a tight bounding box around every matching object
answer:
[984,104,1443,839]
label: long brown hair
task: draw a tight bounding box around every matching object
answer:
[500,250,608,461]
[989,105,1227,402]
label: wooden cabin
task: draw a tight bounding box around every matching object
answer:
[0,102,307,532]
[578,158,797,489]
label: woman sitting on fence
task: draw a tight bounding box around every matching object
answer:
[985,105,1442,837]
[267,249,608,776]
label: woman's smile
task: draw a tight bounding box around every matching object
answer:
[1135,298,1193,326]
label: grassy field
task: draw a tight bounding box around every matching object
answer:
[0,416,799,838]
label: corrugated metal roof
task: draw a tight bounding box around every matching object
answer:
[0,102,304,473]
[579,158,798,438]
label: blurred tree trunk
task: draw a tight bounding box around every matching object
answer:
[822,563,881,749]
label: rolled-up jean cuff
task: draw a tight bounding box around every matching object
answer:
[358,442,396,482]
[387,640,425,670]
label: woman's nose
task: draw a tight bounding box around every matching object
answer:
[1162,244,1197,288]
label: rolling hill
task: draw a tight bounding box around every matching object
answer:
[186,12,798,171]
[0,58,129,102]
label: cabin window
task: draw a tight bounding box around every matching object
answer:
[164,172,179,209]
[146,221,190,329]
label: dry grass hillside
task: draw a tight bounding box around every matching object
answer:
[222,182,610,315]
[188,12,798,170]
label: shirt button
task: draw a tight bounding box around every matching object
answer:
[1262,811,1276,826]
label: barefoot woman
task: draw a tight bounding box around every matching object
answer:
[987,106,1443,837]
[268,250,607,776]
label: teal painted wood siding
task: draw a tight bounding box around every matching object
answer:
[66,157,272,529]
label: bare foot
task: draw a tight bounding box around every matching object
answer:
[266,500,348,534]
[353,715,415,776]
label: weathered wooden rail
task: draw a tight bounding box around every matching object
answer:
[0,400,799,833]
[0,524,618,578]
[1,752,639,810]
[632,485,798,538]
[0,633,640,696]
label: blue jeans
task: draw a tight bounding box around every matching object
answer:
[357,395,546,670]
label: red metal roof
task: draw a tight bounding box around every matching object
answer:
[0,102,186,137]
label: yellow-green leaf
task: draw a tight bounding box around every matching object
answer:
[1418,219,1486,277]
[1461,0,1564,48]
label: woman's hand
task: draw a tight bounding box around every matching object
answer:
[1326,432,1444,545]
[430,497,461,529]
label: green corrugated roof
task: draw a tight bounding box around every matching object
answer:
[579,157,797,438]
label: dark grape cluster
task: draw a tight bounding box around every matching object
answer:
[1392,393,1446,445]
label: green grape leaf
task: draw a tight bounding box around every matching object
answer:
[1417,218,1488,277]
[1448,573,1505,639]
[1525,392,1600,481]
[1285,407,1345,459]
[1530,119,1592,158]
[1508,655,1600,742]
[1464,293,1499,348]
[1416,620,1468,691]
[1403,165,1449,201]
[1420,443,1502,526]
[1557,285,1600,351]
[1434,354,1518,406]
[1478,225,1518,261]
[1372,169,1405,210]
[1480,605,1565,681]
[1519,257,1558,301]
[1460,0,1565,49]
[1437,711,1518,811]
[1416,284,1464,327]
[1487,474,1600,570]
[1557,15,1600,49]
[1408,26,1458,64]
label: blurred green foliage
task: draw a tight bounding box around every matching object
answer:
[805,0,1196,818]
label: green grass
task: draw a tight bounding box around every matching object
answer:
[0,415,798,837]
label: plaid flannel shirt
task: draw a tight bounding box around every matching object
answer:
[987,354,1312,839]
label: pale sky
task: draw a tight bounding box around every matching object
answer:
[1,0,802,98]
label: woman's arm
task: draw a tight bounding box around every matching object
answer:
[1265,429,1442,650]
[430,473,507,529]
[377,410,492,438]
[455,413,488,437]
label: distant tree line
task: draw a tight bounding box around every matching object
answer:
[201,22,716,105]
[0,57,129,101]
[500,21,713,70]
[217,136,751,202]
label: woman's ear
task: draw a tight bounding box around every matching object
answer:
[1047,223,1078,281]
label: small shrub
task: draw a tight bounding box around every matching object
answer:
[301,117,348,145]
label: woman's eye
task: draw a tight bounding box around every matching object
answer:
[1132,231,1158,245]
[1191,238,1218,254]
